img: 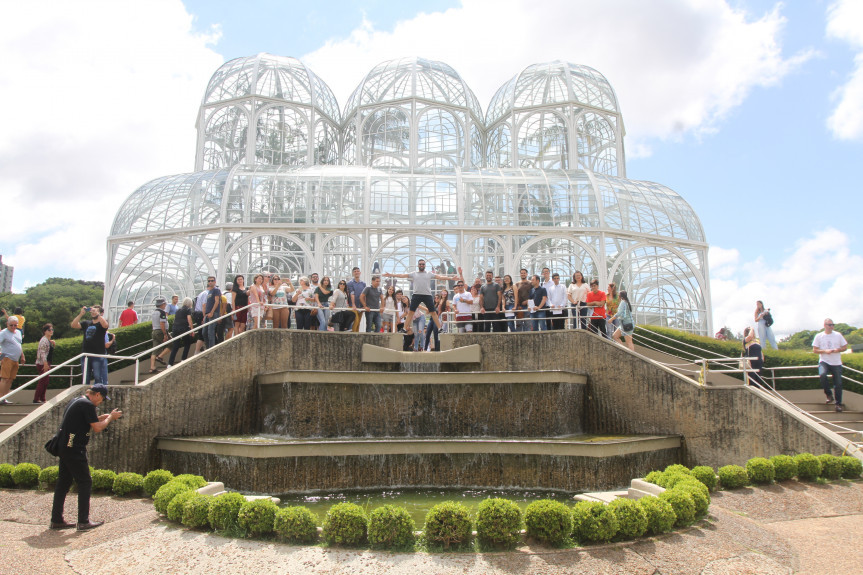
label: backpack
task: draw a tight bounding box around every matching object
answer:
[763,311,774,327]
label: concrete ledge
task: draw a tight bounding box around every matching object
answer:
[158,435,680,459]
[362,343,481,363]
[196,482,225,495]
[257,369,587,386]
[630,478,666,496]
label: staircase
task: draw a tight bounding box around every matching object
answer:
[779,389,863,450]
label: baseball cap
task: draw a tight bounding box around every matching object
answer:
[154,296,167,306]
[89,384,110,400]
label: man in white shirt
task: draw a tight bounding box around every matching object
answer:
[546,273,568,330]
[451,281,474,333]
[812,318,848,412]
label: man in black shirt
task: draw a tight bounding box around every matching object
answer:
[71,305,109,384]
[50,384,123,531]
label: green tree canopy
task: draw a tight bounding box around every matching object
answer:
[780,323,859,350]
[0,278,104,341]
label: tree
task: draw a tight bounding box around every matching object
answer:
[0,278,104,340]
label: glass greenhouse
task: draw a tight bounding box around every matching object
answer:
[108,54,711,333]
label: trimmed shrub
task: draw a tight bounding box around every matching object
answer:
[663,464,691,476]
[817,454,843,480]
[113,472,145,496]
[608,498,648,539]
[92,469,117,491]
[143,469,175,497]
[38,465,60,487]
[173,474,207,489]
[475,498,522,549]
[368,505,415,550]
[658,490,696,527]
[0,463,15,487]
[659,472,696,490]
[770,455,798,482]
[794,453,822,481]
[181,493,214,529]
[322,502,367,546]
[644,470,664,485]
[672,483,709,517]
[717,465,749,489]
[524,499,572,546]
[840,456,863,479]
[638,495,676,535]
[746,458,775,485]
[690,466,717,491]
[153,480,194,515]
[237,499,278,537]
[423,501,473,550]
[274,506,319,544]
[167,489,200,523]
[11,463,40,487]
[208,492,247,531]
[571,501,619,543]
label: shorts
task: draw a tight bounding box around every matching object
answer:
[151,330,166,354]
[409,293,435,313]
[0,357,20,380]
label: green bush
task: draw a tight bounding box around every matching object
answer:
[173,474,207,489]
[368,505,415,550]
[524,499,573,546]
[11,463,40,487]
[423,501,473,551]
[770,455,798,482]
[794,453,822,481]
[663,464,691,476]
[671,483,710,517]
[638,496,676,535]
[208,492,247,531]
[38,465,59,487]
[167,489,200,523]
[717,465,749,489]
[92,469,117,491]
[181,493,214,529]
[274,506,319,544]
[322,502,367,546]
[237,499,278,537]
[475,498,522,549]
[608,498,648,540]
[659,472,696,490]
[153,480,194,515]
[840,456,863,479]
[113,472,145,496]
[0,463,14,487]
[690,466,717,491]
[817,454,843,480]
[143,469,175,497]
[644,470,664,485]
[746,458,776,485]
[571,501,619,543]
[658,490,696,527]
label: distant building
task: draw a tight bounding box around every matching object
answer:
[0,255,12,293]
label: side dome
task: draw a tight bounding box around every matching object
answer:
[486,61,624,175]
[196,54,342,170]
[342,57,484,169]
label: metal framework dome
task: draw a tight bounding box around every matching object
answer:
[107,56,712,334]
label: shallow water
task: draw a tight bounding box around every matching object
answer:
[275,487,577,526]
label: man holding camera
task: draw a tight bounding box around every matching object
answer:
[50,383,123,531]
[71,305,109,384]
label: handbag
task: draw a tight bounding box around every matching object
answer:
[763,311,774,327]
[622,321,634,332]
[45,429,64,457]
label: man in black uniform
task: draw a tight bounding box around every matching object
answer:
[50,384,123,531]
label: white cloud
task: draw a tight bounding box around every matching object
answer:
[710,228,863,338]
[826,0,863,140]
[0,0,223,289]
[303,0,810,153]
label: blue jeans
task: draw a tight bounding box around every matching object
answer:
[412,316,426,350]
[530,309,548,331]
[317,308,331,331]
[82,357,108,384]
[819,362,843,404]
[366,311,382,333]
[203,315,220,348]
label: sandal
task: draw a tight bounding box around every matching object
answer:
[155,357,166,365]
[148,369,158,374]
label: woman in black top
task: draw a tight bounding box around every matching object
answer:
[742,326,766,388]
[232,275,249,334]
[167,297,195,366]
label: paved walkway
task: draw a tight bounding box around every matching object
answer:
[2,481,862,574]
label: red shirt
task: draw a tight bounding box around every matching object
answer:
[118,308,138,327]
[585,290,607,318]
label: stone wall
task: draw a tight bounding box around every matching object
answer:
[448,331,846,467]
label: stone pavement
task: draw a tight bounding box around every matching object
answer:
[1,481,862,574]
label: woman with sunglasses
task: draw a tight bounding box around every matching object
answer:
[269,274,293,329]
[329,280,353,331]
[501,275,516,332]
[314,276,334,331]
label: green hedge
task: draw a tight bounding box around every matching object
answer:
[635,326,863,393]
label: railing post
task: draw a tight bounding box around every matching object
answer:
[82,356,89,387]
[134,359,140,386]
[698,359,708,386]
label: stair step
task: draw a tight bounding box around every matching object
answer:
[631,478,666,496]
[574,490,628,504]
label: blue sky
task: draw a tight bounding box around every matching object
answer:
[1,0,861,336]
